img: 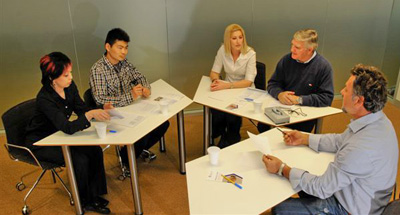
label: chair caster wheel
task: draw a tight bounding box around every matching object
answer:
[16,182,26,191]
[118,175,126,181]
[70,199,74,205]
[22,205,30,215]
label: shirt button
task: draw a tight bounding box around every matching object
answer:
[65,106,68,108]
[67,115,69,118]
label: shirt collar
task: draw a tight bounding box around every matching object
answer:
[348,111,384,133]
[297,51,317,64]
[102,55,126,71]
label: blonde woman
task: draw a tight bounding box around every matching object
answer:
[209,24,256,148]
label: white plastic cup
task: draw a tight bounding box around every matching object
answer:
[253,99,263,114]
[94,122,107,139]
[159,101,169,116]
[207,146,221,166]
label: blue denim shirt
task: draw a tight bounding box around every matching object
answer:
[290,111,398,215]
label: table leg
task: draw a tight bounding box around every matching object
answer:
[203,106,211,155]
[177,111,186,174]
[126,145,143,215]
[61,146,83,215]
[315,118,323,134]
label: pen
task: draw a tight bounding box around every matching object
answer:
[244,97,254,102]
[108,130,117,133]
[221,174,243,189]
[276,127,287,135]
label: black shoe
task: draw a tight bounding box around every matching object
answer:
[140,149,157,162]
[84,203,111,214]
[95,196,109,207]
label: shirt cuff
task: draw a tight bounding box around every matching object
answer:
[308,134,322,152]
[289,168,307,191]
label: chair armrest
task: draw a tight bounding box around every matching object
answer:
[4,143,43,169]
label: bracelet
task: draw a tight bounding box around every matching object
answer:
[278,162,286,176]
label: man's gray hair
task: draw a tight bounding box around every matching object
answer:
[350,64,387,113]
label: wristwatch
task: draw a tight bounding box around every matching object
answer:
[278,162,286,176]
[297,96,303,105]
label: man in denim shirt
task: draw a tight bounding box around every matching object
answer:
[263,64,398,215]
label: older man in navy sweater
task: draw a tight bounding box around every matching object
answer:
[258,29,334,133]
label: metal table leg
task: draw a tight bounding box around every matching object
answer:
[177,110,186,174]
[315,118,323,134]
[127,145,143,215]
[61,146,83,215]
[203,106,211,155]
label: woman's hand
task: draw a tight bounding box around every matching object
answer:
[210,80,230,91]
[85,109,110,121]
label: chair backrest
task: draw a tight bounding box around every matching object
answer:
[83,88,97,109]
[382,199,400,215]
[2,99,36,146]
[255,61,266,90]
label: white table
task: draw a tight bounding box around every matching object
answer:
[193,76,342,154]
[186,128,334,215]
[35,79,193,215]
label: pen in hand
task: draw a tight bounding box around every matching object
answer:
[221,174,243,189]
[276,127,287,135]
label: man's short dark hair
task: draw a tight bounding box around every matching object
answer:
[105,28,130,46]
[350,64,388,113]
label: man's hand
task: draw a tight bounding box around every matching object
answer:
[262,155,283,174]
[103,102,114,110]
[210,79,229,91]
[278,91,295,105]
[131,84,143,99]
[283,130,309,146]
[142,87,151,98]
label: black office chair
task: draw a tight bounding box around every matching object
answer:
[83,89,166,180]
[2,99,73,215]
[255,61,266,90]
[382,183,399,215]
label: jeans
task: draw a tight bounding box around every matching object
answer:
[272,192,349,215]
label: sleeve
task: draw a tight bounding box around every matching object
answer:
[126,63,151,89]
[267,58,286,99]
[244,51,257,82]
[211,46,224,74]
[89,64,133,107]
[289,144,373,199]
[37,93,90,135]
[301,63,334,107]
[309,133,343,153]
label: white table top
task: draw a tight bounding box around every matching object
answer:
[193,76,342,126]
[35,79,193,146]
[186,128,334,215]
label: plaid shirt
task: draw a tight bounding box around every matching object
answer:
[89,55,150,107]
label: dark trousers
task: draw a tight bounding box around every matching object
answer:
[257,119,317,133]
[120,121,170,165]
[32,146,107,203]
[211,108,242,148]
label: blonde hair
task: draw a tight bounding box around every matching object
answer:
[293,29,318,51]
[223,24,250,55]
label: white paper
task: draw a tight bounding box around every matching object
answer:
[264,97,294,109]
[238,88,267,101]
[247,131,272,155]
[108,108,124,119]
[122,101,159,113]
[206,170,224,182]
[110,112,146,128]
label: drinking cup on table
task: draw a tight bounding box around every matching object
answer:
[253,99,263,114]
[94,122,107,139]
[207,146,221,166]
[159,100,169,116]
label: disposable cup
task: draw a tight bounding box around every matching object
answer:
[207,146,220,166]
[253,99,263,114]
[159,101,169,116]
[94,122,107,139]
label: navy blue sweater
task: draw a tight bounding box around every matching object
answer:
[267,53,334,107]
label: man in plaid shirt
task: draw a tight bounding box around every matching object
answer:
[89,28,169,167]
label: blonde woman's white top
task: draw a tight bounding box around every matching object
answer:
[211,45,257,83]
